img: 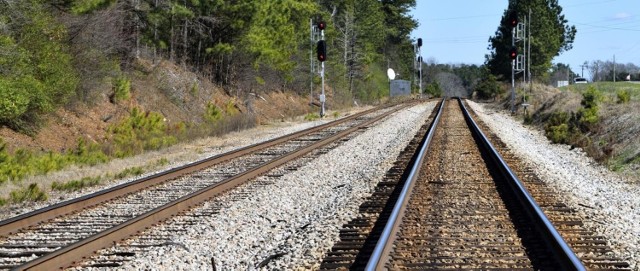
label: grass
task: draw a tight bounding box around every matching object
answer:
[304,113,320,121]
[51,176,101,192]
[9,183,48,203]
[561,82,640,103]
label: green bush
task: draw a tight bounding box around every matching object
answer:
[617,90,630,104]
[304,113,320,121]
[0,1,79,132]
[205,103,223,123]
[545,111,571,144]
[577,86,602,129]
[114,167,144,179]
[425,81,442,98]
[10,183,48,203]
[108,108,177,157]
[113,76,131,102]
[475,73,502,99]
[51,176,101,192]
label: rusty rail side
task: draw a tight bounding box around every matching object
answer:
[14,103,414,271]
[365,99,444,270]
[458,98,585,271]
[0,103,398,238]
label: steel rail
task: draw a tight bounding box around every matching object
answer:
[14,102,415,271]
[457,98,585,271]
[0,103,397,238]
[365,98,445,271]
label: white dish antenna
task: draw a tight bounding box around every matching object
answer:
[387,68,396,80]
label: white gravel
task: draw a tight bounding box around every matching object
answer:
[0,113,346,220]
[467,101,640,270]
[94,102,436,270]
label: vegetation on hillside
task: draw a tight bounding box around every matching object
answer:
[1,0,417,131]
[0,0,79,133]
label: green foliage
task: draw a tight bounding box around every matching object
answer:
[224,100,239,116]
[113,76,131,102]
[10,183,48,203]
[70,138,110,166]
[425,81,442,97]
[114,167,144,179]
[0,1,79,131]
[71,0,117,14]
[617,90,630,104]
[108,108,177,158]
[577,86,602,128]
[0,137,110,184]
[304,113,320,121]
[244,1,316,72]
[51,176,101,192]
[544,111,572,144]
[487,1,576,80]
[332,111,340,118]
[0,197,6,206]
[475,73,502,99]
[205,103,223,123]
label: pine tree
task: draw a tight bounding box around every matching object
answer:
[486,0,576,81]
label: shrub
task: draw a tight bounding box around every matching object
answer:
[224,100,239,116]
[108,108,177,157]
[0,1,79,132]
[114,167,144,179]
[51,176,101,192]
[617,90,630,104]
[112,76,131,102]
[10,183,48,203]
[475,73,501,99]
[205,102,223,123]
[544,112,571,144]
[425,81,442,98]
[577,86,602,130]
[304,113,320,121]
[71,137,110,166]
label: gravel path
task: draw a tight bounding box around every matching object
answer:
[467,101,640,270]
[84,102,435,270]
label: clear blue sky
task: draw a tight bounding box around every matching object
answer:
[410,0,640,75]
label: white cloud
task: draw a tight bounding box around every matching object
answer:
[612,12,633,20]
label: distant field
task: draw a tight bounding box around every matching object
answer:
[561,82,640,103]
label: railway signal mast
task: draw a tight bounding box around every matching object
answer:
[316,21,327,117]
[509,11,525,114]
[417,38,423,96]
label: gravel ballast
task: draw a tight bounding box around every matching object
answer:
[81,102,436,270]
[467,101,639,270]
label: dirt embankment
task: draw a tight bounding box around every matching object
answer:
[0,58,314,154]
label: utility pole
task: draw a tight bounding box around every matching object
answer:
[580,61,588,78]
[613,55,616,82]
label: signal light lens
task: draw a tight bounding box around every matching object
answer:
[317,40,327,62]
[509,11,518,27]
[317,21,326,30]
[509,47,517,60]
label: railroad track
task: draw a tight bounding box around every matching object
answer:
[0,101,416,270]
[321,98,630,270]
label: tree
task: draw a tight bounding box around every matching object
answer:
[549,63,577,84]
[475,72,502,100]
[0,0,78,132]
[486,0,576,81]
